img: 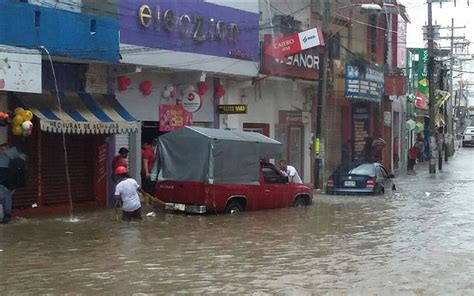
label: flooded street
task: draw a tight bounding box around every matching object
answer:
[2,149,474,295]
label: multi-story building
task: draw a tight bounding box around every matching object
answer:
[1,0,138,214]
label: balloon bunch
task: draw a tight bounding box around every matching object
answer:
[12,107,33,137]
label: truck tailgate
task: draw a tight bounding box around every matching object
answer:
[156,181,207,205]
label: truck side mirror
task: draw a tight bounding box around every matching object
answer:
[283,176,289,183]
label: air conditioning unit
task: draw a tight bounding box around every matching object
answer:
[272,15,302,35]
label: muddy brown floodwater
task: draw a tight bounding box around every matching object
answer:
[2,149,474,294]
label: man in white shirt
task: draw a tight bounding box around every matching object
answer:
[278,160,303,184]
[114,166,145,221]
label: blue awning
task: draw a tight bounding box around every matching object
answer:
[17,92,138,134]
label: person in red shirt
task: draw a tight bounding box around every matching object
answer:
[141,141,156,194]
[408,145,418,172]
[112,147,128,183]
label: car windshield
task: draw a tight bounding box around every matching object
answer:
[336,163,375,176]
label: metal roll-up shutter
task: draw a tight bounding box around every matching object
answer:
[10,124,39,209]
[41,133,95,206]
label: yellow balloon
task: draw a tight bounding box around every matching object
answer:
[23,110,33,121]
[12,115,24,126]
[12,126,22,136]
[14,107,25,116]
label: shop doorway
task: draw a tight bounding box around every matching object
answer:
[288,126,304,179]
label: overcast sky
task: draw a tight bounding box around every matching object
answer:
[402,0,474,49]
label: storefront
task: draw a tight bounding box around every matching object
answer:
[10,91,137,214]
[345,61,385,164]
[220,34,322,183]
[116,0,260,182]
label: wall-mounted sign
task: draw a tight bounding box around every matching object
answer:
[353,107,369,162]
[345,63,384,102]
[0,46,42,93]
[119,0,259,62]
[217,104,247,114]
[265,28,324,59]
[384,111,392,127]
[159,104,192,131]
[262,35,321,81]
[182,91,202,113]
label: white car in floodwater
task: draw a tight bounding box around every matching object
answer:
[462,126,474,147]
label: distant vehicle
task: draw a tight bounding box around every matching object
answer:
[462,126,474,147]
[155,127,313,214]
[326,163,394,195]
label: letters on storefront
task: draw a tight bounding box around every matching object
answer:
[262,35,321,81]
[217,104,247,114]
[138,4,239,42]
[120,0,259,62]
[345,63,384,102]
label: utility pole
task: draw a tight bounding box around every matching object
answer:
[315,0,329,189]
[447,18,455,162]
[427,0,437,174]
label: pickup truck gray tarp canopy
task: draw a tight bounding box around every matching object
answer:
[158,127,282,185]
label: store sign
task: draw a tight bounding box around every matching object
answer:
[345,63,384,102]
[159,104,192,131]
[119,0,259,62]
[0,47,42,93]
[217,104,247,114]
[182,91,202,113]
[353,107,369,162]
[262,35,321,81]
[416,48,428,110]
[265,28,324,59]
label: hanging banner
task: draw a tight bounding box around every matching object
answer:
[415,48,428,109]
[265,28,324,59]
[159,104,192,132]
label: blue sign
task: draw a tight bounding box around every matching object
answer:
[345,64,384,102]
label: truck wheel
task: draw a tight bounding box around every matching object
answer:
[225,201,244,214]
[293,197,307,207]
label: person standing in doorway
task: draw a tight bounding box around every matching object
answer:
[278,160,302,184]
[111,147,128,183]
[112,147,128,171]
[141,140,156,194]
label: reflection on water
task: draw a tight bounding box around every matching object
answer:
[2,150,474,294]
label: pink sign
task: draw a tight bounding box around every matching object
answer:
[159,104,193,132]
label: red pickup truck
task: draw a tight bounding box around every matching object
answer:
[156,162,313,214]
[153,127,313,214]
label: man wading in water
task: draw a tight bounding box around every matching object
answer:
[114,166,145,221]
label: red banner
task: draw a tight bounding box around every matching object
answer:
[265,28,324,59]
[262,35,322,81]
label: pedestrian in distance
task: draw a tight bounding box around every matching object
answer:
[111,147,128,183]
[114,166,145,221]
[278,160,303,184]
[408,145,418,172]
